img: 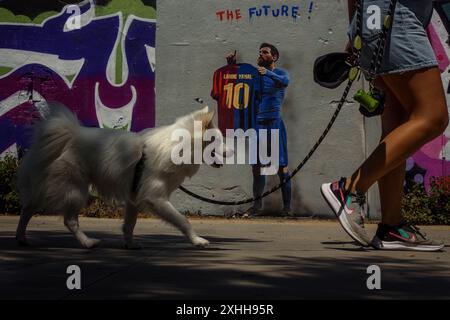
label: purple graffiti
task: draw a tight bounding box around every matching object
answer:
[409,135,450,191]
[0,1,156,153]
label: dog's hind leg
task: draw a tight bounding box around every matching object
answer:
[122,202,141,249]
[151,199,209,247]
[15,206,34,246]
[53,169,99,248]
[64,213,101,249]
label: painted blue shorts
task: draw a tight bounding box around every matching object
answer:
[253,118,288,168]
[348,0,438,75]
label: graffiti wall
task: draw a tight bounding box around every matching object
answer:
[0,0,448,216]
[0,0,156,156]
[404,12,450,192]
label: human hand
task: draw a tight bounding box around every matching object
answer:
[226,50,237,65]
[257,67,267,75]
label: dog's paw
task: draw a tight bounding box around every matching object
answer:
[82,238,101,249]
[124,242,143,250]
[192,236,209,248]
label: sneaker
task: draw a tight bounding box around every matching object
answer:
[372,222,444,251]
[321,178,371,246]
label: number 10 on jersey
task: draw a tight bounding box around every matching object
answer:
[223,83,250,109]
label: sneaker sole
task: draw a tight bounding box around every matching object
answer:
[321,183,370,247]
[372,236,444,252]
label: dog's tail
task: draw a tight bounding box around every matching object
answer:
[17,102,81,207]
[30,102,80,164]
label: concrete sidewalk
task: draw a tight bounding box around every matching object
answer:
[0,215,449,300]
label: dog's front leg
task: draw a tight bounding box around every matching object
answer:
[64,213,101,249]
[151,199,209,248]
[122,202,142,249]
[16,206,34,246]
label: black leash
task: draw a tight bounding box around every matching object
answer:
[178,0,397,206]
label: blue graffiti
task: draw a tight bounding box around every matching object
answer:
[248,5,299,20]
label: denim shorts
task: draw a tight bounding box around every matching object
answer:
[348,0,438,75]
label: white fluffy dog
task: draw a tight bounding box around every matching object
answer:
[16,102,229,249]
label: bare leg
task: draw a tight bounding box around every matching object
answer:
[346,68,449,196]
[122,202,141,249]
[16,206,34,246]
[374,79,409,226]
[378,164,406,226]
[64,213,101,249]
[151,199,209,247]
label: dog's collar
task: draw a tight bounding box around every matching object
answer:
[132,153,146,194]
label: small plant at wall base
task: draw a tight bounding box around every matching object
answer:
[0,154,20,214]
[0,155,150,218]
[0,155,449,223]
[402,176,450,225]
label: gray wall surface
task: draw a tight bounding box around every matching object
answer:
[156,0,375,217]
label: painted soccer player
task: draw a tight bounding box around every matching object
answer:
[227,43,292,216]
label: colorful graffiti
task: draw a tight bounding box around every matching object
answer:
[405,18,450,191]
[406,135,449,191]
[0,0,156,156]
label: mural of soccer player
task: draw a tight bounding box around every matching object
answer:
[224,43,292,217]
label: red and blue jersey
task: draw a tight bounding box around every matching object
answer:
[211,63,262,134]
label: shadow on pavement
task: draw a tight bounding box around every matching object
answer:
[0,230,449,300]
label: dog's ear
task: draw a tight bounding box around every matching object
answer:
[196,106,215,128]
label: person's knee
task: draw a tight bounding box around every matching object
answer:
[427,113,449,138]
[431,100,449,134]
[412,104,448,139]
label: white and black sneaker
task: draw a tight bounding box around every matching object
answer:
[321,177,371,247]
[372,222,444,252]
